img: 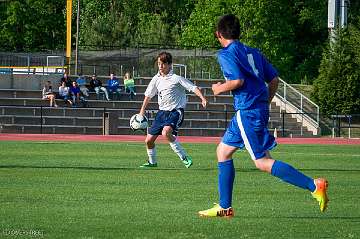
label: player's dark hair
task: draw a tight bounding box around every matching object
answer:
[216,14,240,40]
[157,52,172,64]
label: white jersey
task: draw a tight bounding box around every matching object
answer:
[144,71,197,111]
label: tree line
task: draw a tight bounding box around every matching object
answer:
[0,0,359,114]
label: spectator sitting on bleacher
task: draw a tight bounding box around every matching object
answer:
[70,81,87,107]
[76,74,89,99]
[58,81,73,107]
[123,72,136,100]
[89,74,110,101]
[60,73,72,87]
[107,73,122,100]
[42,81,58,107]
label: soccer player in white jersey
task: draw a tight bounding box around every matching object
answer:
[198,14,329,217]
[138,51,208,168]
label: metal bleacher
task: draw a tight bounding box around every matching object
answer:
[0,76,314,137]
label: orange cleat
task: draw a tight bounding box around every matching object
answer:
[311,178,329,212]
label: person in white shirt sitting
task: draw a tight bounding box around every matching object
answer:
[58,81,73,107]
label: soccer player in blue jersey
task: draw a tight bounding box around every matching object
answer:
[198,14,329,217]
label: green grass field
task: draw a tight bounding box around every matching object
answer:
[0,141,359,239]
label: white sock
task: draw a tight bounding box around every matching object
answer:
[147,147,157,164]
[169,140,187,160]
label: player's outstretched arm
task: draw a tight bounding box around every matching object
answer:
[193,87,208,108]
[212,79,243,95]
[139,96,151,116]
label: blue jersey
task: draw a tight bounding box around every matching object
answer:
[218,41,278,110]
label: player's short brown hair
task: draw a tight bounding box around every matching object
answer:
[157,52,172,64]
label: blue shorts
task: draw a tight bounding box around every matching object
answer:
[222,107,277,160]
[148,108,184,136]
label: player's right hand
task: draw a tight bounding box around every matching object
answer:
[201,99,208,108]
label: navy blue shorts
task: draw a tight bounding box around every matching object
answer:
[222,107,277,160]
[148,108,184,136]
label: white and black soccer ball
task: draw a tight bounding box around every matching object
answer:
[130,114,148,131]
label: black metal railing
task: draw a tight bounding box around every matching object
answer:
[331,114,360,138]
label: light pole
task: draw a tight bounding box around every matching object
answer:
[66,0,72,73]
[328,0,349,43]
[340,0,349,28]
[75,0,80,75]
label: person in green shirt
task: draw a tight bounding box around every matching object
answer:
[123,72,136,100]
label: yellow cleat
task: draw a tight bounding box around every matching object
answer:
[198,203,234,218]
[311,178,329,212]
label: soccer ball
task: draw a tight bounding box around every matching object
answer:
[130,114,148,131]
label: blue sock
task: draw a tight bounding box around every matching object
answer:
[218,160,235,209]
[271,160,315,192]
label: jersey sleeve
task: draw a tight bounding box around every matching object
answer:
[218,51,245,81]
[144,77,158,98]
[178,76,197,92]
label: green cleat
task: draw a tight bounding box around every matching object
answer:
[182,156,193,168]
[139,161,158,168]
[198,203,234,218]
[311,178,329,212]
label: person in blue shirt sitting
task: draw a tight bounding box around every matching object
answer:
[107,73,122,100]
[70,81,87,107]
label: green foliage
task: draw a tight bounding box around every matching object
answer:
[313,26,360,115]
[80,0,131,47]
[0,0,64,51]
[134,13,171,46]
[80,0,196,48]
[180,0,328,83]
[292,0,328,84]
[235,0,296,81]
[180,0,234,48]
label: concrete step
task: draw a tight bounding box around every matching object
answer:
[0,115,230,128]
[0,87,281,103]
[0,88,230,103]
[0,124,102,134]
[0,112,308,136]
[0,97,235,111]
